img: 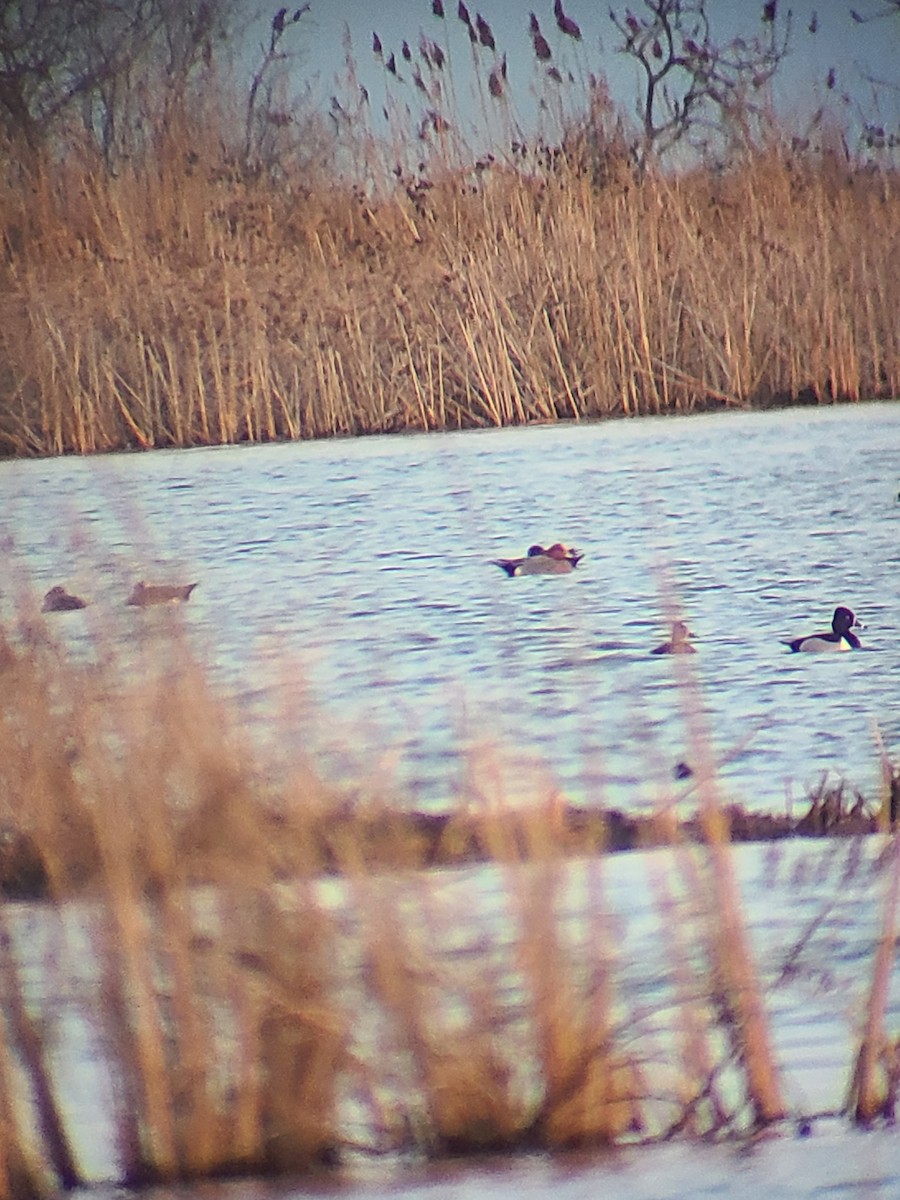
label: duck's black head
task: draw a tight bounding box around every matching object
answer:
[832,606,858,634]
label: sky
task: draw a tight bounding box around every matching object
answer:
[237,1,899,165]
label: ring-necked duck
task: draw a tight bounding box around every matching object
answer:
[651,620,696,655]
[784,606,862,652]
[127,581,198,607]
[491,543,583,577]
[42,586,87,612]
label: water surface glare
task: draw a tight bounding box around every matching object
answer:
[3,403,899,811]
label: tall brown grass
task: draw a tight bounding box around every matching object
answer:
[0,601,806,1195]
[0,106,896,456]
[847,831,900,1125]
[0,613,347,1190]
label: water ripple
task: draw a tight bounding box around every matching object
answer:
[2,402,899,810]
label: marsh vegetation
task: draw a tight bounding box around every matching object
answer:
[2,5,900,1195]
[0,1,897,456]
[1,611,899,1196]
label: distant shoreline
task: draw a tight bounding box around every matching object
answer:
[2,140,897,458]
[3,393,897,463]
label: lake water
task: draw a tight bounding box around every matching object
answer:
[3,401,899,814]
[4,403,900,1199]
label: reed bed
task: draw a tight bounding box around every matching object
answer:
[0,105,897,456]
[1,604,899,1196]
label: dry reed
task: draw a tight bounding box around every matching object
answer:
[1,22,896,1185]
[847,831,900,1125]
[0,613,347,1190]
[671,650,786,1128]
[0,598,892,1195]
[0,92,897,458]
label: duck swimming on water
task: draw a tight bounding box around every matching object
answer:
[491,543,583,577]
[42,586,87,612]
[127,581,198,607]
[651,620,696,655]
[784,606,862,652]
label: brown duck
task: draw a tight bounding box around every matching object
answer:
[651,620,696,655]
[42,586,88,612]
[127,581,198,607]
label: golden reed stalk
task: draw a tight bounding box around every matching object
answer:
[0,118,896,457]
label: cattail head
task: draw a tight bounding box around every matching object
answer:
[433,0,445,15]
[386,51,397,74]
[458,1,471,25]
[402,39,412,60]
[372,31,383,57]
[488,65,503,97]
[476,14,495,50]
[533,31,551,60]
[432,41,446,69]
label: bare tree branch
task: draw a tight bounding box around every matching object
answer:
[608,0,792,166]
[0,0,238,160]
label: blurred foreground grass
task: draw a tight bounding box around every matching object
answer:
[1,607,898,1196]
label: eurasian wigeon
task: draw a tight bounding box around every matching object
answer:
[491,543,583,577]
